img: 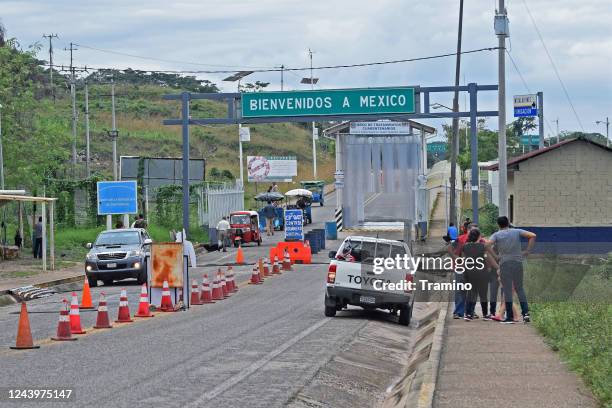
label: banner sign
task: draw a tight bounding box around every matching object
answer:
[284,209,304,241]
[513,94,538,117]
[349,121,412,135]
[150,243,184,288]
[520,134,540,146]
[97,181,137,215]
[247,156,297,182]
[241,87,416,118]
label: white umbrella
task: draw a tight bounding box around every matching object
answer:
[285,189,313,197]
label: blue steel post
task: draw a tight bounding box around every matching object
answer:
[469,83,479,223]
[181,92,190,237]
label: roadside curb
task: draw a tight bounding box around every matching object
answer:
[416,302,449,408]
[1,274,85,296]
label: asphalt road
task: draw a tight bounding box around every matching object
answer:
[0,194,377,407]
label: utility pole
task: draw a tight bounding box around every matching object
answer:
[43,34,58,101]
[596,117,610,147]
[537,91,544,149]
[111,79,117,181]
[85,82,90,177]
[309,49,317,179]
[495,0,509,217]
[554,118,559,144]
[280,64,284,91]
[449,0,464,227]
[65,42,78,174]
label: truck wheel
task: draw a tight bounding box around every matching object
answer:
[324,305,336,317]
[398,304,412,326]
[87,276,98,288]
[137,267,147,285]
[320,202,324,207]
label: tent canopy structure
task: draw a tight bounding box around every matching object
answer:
[0,194,57,271]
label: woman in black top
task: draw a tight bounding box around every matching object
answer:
[461,228,499,321]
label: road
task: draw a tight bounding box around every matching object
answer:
[0,194,430,408]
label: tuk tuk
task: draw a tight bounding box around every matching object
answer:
[229,211,262,247]
[300,181,325,206]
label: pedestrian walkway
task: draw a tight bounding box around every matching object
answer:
[433,304,597,408]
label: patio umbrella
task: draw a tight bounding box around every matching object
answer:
[285,189,313,198]
[254,192,285,202]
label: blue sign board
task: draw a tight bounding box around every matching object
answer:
[97,181,138,215]
[514,106,538,117]
[284,209,304,241]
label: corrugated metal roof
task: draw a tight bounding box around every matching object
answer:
[484,137,612,171]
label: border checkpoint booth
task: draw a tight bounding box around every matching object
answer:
[323,120,435,236]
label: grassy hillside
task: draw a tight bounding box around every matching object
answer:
[40,83,335,195]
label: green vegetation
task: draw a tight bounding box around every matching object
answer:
[462,203,499,236]
[525,257,612,406]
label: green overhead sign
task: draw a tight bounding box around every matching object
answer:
[241,87,416,118]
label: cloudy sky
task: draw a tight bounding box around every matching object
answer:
[2,0,611,138]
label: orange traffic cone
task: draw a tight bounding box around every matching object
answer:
[236,245,245,264]
[160,280,176,312]
[69,292,86,334]
[224,268,234,292]
[80,278,94,310]
[283,249,293,271]
[257,258,265,281]
[190,279,203,305]
[93,292,113,328]
[200,274,215,303]
[115,288,134,322]
[220,271,231,298]
[211,272,224,300]
[272,256,281,275]
[10,302,40,350]
[51,299,77,341]
[249,265,262,284]
[227,266,238,292]
[263,259,271,277]
[135,284,154,317]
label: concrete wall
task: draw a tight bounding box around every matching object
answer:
[512,141,612,226]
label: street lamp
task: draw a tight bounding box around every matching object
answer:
[595,117,610,147]
[224,71,254,188]
[302,49,319,179]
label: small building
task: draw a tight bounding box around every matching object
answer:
[485,137,612,253]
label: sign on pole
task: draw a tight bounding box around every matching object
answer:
[520,134,540,146]
[97,181,138,215]
[239,126,251,142]
[241,87,416,118]
[247,156,297,182]
[284,209,304,241]
[427,142,447,153]
[513,94,537,117]
[349,121,412,135]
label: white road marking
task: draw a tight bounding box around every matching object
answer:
[186,317,331,405]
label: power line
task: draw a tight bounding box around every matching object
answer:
[74,43,277,70]
[521,0,584,131]
[48,46,499,75]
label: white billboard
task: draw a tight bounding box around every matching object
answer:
[349,121,412,135]
[247,156,297,182]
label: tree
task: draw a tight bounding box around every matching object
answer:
[0,36,72,189]
[239,81,270,92]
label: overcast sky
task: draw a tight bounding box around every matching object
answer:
[2,0,611,138]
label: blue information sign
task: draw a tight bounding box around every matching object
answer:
[514,106,538,117]
[284,209,304,241]
[97,181,138,215]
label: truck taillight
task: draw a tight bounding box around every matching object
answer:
[404,273,413,292]
[327,264,337,284]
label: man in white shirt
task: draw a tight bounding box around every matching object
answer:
[216,217,230,252]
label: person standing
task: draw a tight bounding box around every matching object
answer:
[444,222,459,242]
[132,214,147,229]
[461,228,499,321]
[488,216,536,324]
[262,201,276,236]
[33,216,43,259]
[216,216,230,252]
[448,223,476,319]
[271,182,279,193]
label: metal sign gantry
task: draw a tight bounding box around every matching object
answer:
[163,83,498,236]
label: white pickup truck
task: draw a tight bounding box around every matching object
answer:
[324,235,414,325]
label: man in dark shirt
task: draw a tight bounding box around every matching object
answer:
[262,202,276,236]
[33,216,43,258]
